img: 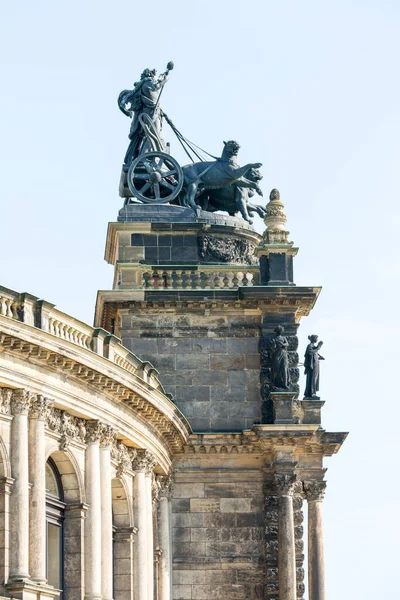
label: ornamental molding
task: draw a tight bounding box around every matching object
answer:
[304,480,327,501]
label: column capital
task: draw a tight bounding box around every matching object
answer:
[29,395,54,420]
[275,473,297,497]
[11,389,33,415]
[85,419,103,444]
[132,449,157,474]
[304,480,326,501]
[100,423,117,449]
[157,474,174,500]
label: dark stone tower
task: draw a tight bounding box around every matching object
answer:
[95,195,319,432]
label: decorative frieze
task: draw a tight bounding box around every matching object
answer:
[132,449,157,474]
[45,407,86,447]
[111,441,137,478]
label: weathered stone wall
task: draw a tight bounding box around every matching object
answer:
[120,309,262,432]
[172,452,264,599]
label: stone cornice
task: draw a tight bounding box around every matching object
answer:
[0,316,191,455]
[95,287,321,330]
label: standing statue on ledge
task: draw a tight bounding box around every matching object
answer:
[118,62,174,169]
[270,326,290,389]
[304,335,325,398]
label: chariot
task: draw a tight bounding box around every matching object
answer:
[125,112,184,204]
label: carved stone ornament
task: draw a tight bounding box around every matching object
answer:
[132,449,157,474]
[112,442,137,478]
[198,234,257,265]
[85,420,104,444]
[157,474,174,499]
[304,480,327,501]
[10,389,32,415]
[274,473,297,497]
[45,407,87,449]
[0,388,12,414]
[30,395,54,420]
[100,424,117,449]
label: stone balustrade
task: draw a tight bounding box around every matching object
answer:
[48,308,93,349]
[141,266,259,289]
[0,289,21,319]
[0,285,161,389]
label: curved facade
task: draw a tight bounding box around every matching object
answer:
[0,285,190,600]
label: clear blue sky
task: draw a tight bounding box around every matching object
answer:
[1,1,399,597]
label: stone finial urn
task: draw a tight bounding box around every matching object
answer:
[262,188,291,245]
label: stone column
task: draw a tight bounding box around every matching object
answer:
[132,450,157,600]
[85,421,103,600]
[157,476,173,600]
[29,395,53,583]
[9,389,31,581]
[275,473,297,600]
[100,425,116,600]
[304,481,327,600]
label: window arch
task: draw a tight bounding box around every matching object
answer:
[46,458,65,597]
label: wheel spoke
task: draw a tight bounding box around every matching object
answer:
[140,181,152,195]
[143,160,153,174]
[161,179,176,191]
[153,183,161,199]
[162,169,177,177]
[134,173,150,180]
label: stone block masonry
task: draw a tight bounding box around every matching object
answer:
[171,469,265,600]
[121,310,262,432]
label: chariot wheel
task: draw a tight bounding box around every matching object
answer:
[127,151,183,203]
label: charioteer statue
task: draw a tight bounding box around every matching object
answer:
[117,61,266,223]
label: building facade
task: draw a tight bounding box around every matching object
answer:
[0,191,346,600]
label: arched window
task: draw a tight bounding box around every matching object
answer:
[45,458,65,597]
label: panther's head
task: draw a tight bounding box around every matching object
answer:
[222,140,240,158]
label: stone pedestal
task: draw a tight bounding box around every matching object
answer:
[302,399,325,425]
[270,392,297,424]
[5,581,60,599]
